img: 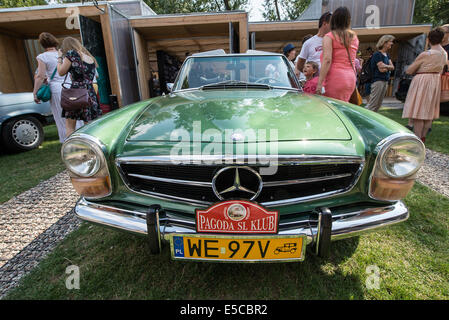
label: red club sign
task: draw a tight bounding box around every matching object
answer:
[196,200,279,234]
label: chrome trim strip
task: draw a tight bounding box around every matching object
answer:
[262,173,353,187]
[117,155,365,165]
[127,173,213,187]
[75,199,409,246]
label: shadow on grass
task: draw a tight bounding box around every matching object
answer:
[5,224,364,300]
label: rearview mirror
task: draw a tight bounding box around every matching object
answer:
[167,83,174,92]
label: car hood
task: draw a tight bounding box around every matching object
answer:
[126,90,351,143]
[0,92,33,107]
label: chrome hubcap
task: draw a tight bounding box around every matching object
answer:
[12,120,39,147]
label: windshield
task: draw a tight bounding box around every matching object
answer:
[173,55,299,91]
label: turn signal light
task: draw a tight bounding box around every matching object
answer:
[71,176,111,198]
[369,176,415,201]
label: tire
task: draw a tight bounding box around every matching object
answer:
[1,116,44,152]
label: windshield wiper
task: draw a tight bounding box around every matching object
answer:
[200,80,272,90]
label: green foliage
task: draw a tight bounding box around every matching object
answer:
[262,0,311,21]
[143,0,248,14]
[413,0,449,26]
[0,0,47,7]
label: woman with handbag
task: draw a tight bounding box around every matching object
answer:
[32,32,68,143]
[316,6,359,103]
[57,37,102,137]
[402,28,448,143]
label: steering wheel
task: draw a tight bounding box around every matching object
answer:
[255,77,282,85]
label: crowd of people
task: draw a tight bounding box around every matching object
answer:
[34,8,449,145]
[282,8,449,144]
[32,32,102,143]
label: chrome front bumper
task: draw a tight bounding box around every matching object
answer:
[74,198,409,250]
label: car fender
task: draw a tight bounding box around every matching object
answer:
[0,101,52,129]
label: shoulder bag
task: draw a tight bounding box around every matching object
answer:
[36,67,57,102]
[345,46,363,106]
[60,69,92,112]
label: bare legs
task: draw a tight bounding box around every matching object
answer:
[65,118,76,138]
[65,118,88,138]
[412,119,432,142]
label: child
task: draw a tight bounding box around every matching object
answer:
[302,61,319,94]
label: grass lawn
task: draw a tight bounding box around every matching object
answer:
[378,107,449,155]
[4,182,448,300]
[0,124,65,204]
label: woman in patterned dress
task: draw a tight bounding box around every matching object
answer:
[57,37,102,137]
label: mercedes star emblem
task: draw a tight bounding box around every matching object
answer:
[212,166,263,201]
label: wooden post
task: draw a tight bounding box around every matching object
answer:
[239,17,248,53]
[100,7,122,106]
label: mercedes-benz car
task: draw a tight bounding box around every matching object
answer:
[0,92,52,152]
[62,50,425,263]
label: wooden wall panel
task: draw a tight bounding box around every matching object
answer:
[133,30,150,100]
[0,34,33,93]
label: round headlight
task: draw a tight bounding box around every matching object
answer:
[379,138,425,178]
[62,139,102,177]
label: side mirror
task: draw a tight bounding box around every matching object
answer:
[167,83,174,92]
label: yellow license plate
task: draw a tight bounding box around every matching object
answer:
[170,234,306,262]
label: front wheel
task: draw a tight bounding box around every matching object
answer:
[1,116,44,152]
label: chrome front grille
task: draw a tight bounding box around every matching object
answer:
[117,156,364,207]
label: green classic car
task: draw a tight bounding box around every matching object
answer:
[62,51,425,263]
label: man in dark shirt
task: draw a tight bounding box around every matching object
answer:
[366,35,395,112]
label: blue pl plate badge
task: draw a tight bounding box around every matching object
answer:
[173,236,185,258]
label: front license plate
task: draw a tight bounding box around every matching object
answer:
[170,234,306,262]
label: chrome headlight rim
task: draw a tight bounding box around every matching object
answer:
[61,134,108,178]
[375,133,425,179]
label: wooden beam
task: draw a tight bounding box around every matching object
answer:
[0,5,106,23]
[249,21,318,33]
[130,12,247,28]
[353,25,432,37]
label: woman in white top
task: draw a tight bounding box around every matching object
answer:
[33,33,73,143]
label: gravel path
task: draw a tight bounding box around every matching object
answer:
[0,171,80,298]
[417,149,449,198]
[0,147,448,299]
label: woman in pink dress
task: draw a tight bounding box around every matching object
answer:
[402,28,448,143]
[316,7,359,102]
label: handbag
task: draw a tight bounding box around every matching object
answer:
[441,72,449,103]
[345,46,363,106]
[36,68,57,102]
[349,86,363,105]
[60,73,92,112]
